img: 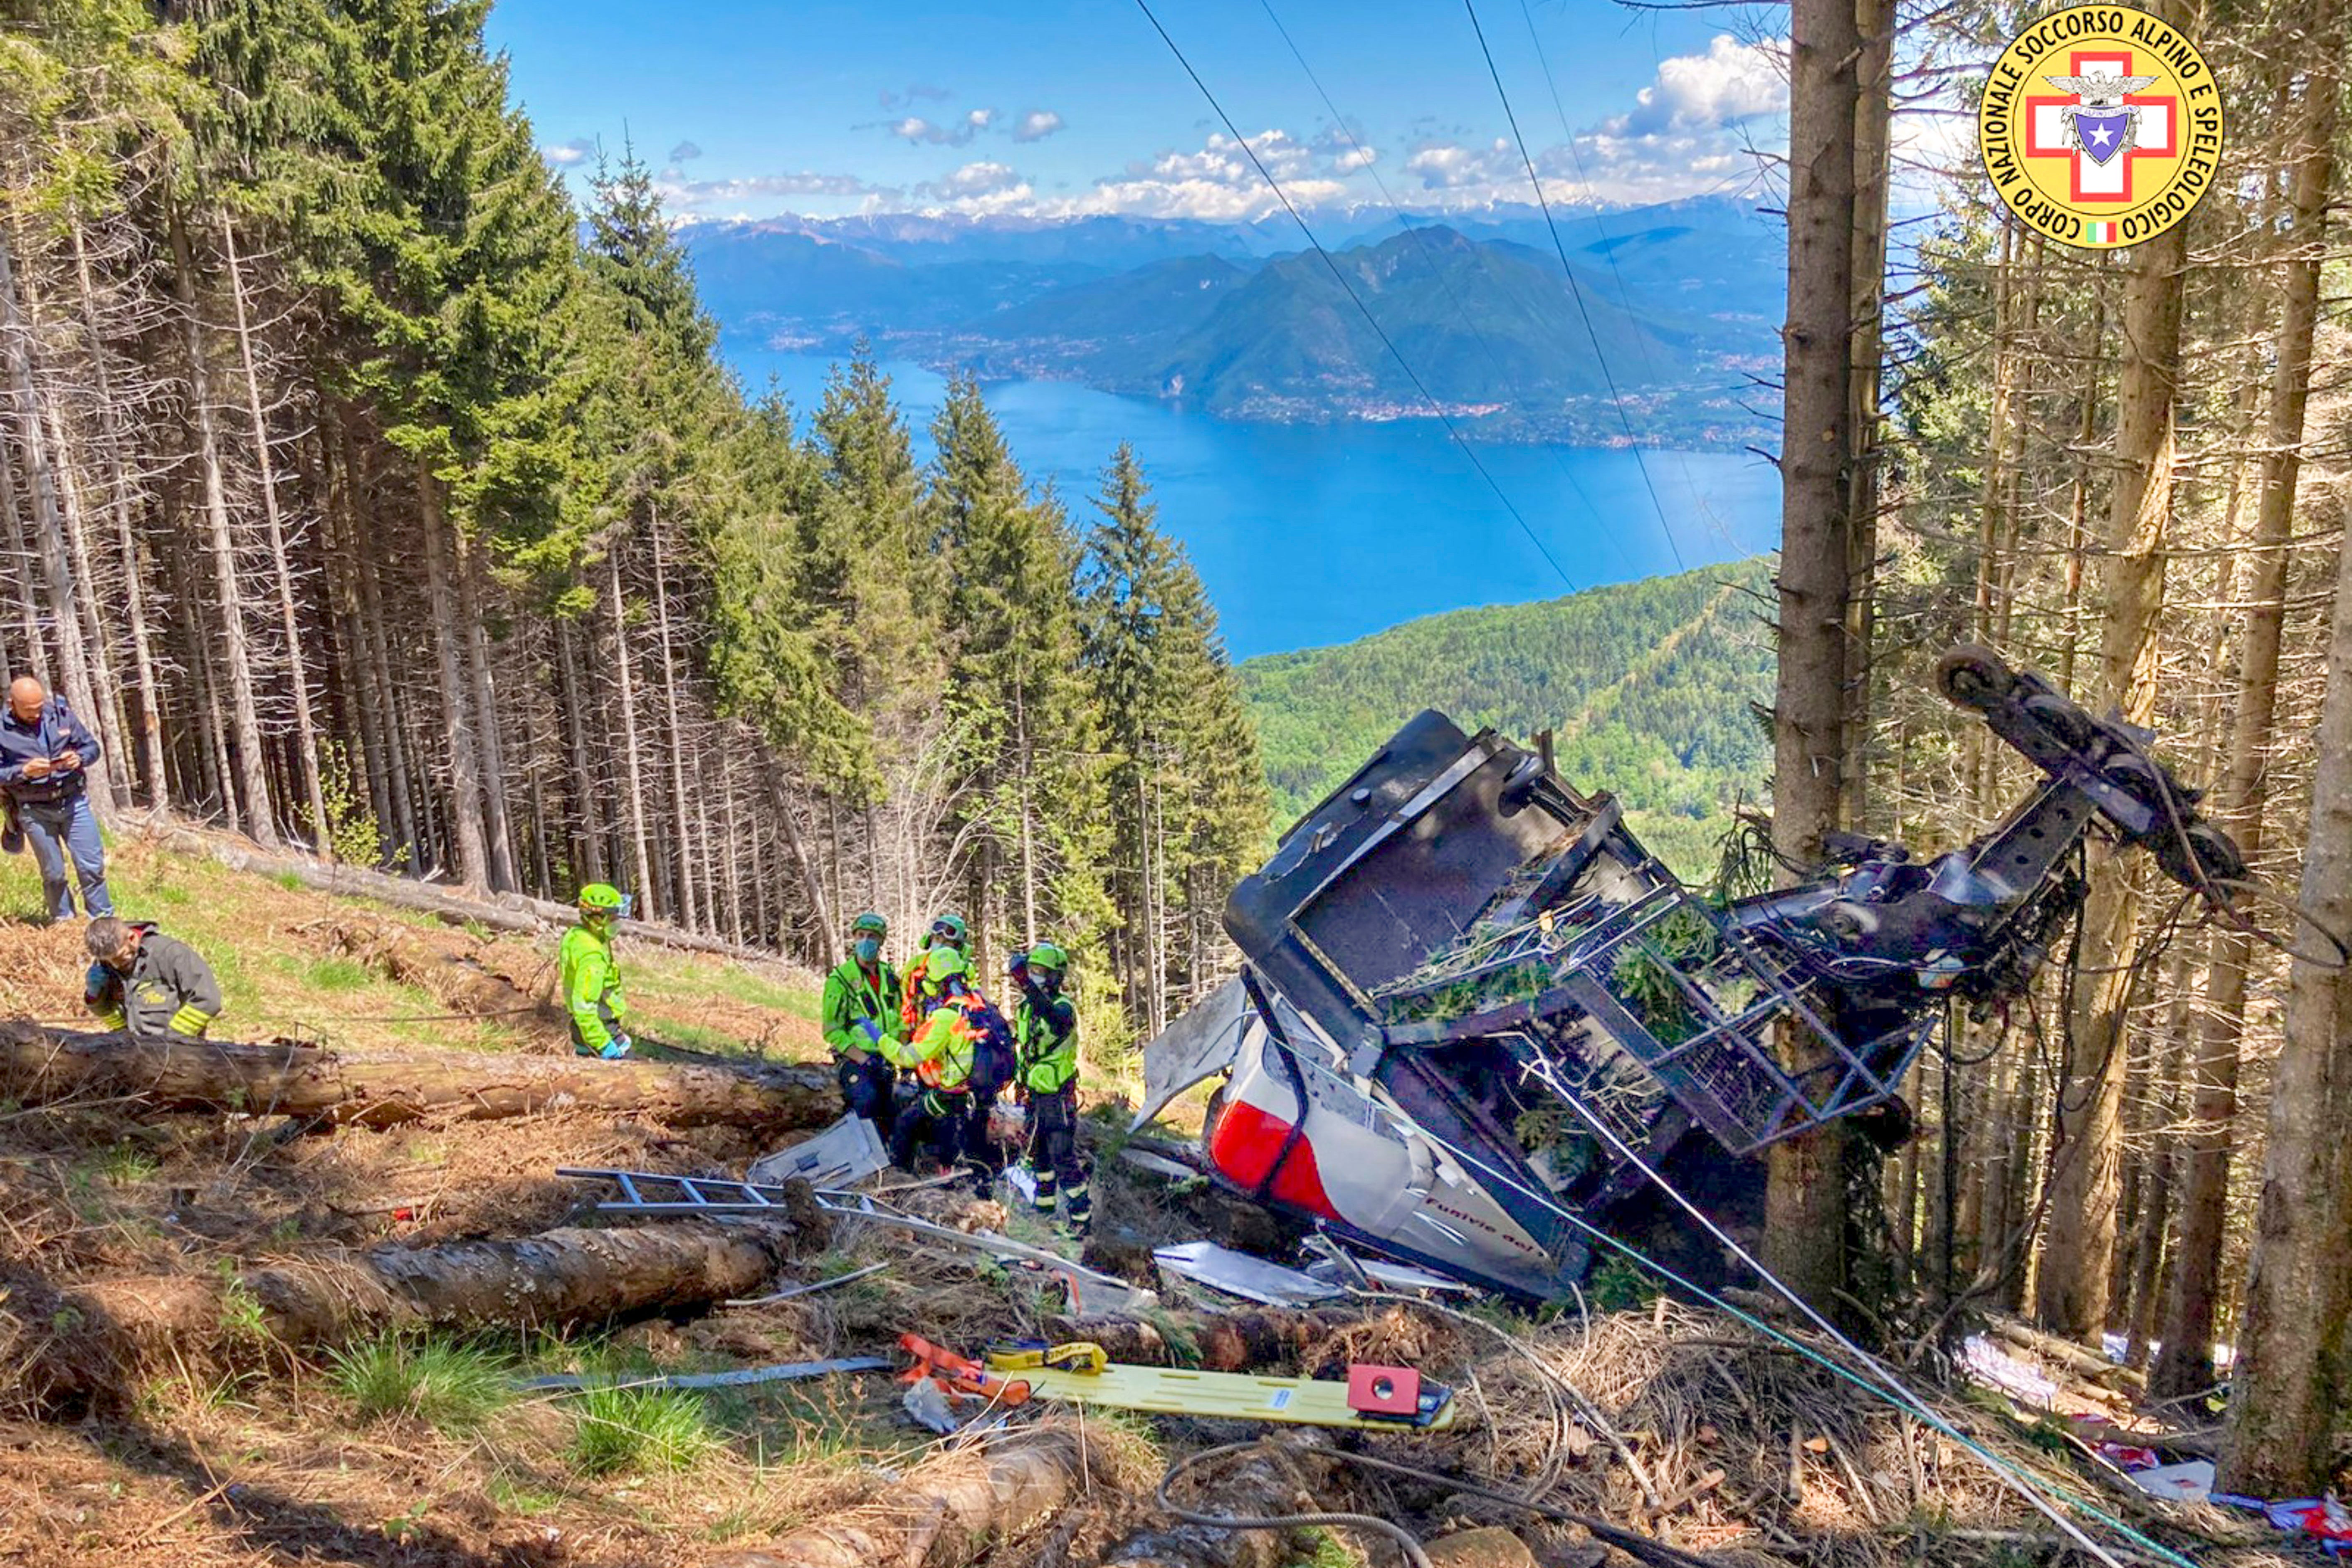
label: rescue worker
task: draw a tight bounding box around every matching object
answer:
[1009,943,1087,1231]
[891,947,995,1188]
[821,911,905,1132]
[84,916,222,1038]
[1,676,114,921]
[562,883,634,1058]
[897,911,971,1034]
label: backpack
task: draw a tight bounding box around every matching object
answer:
[966,999,1018,1099]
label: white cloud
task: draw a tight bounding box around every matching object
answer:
[1403,138,1515,190]
[913,160,1027,202]
[884,108,995,146]
[668,140,703,163]
[1011,109,1065,143]
[541,137,595,167]
[1334,144,1378,173]
[1606,35,1789,135]
[654,170,897,213]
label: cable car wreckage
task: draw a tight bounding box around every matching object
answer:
[1140,645,2247,1301]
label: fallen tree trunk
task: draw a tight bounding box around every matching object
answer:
[1050,1307,1364,1372]
[707,1427,1086,1568]
[322,916,556,1027]
[1984,1314,2142,1392]
[14,1216,811,1408]
[0,1023,840,1130]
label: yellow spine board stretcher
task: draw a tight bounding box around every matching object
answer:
[967,1341,1458,1431]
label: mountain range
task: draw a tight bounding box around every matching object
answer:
[685,197,1784,448]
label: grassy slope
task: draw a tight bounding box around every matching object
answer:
[1240,558,1776,877]
[0,830,822,1060]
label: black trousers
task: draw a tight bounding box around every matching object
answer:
[1024,1084,1088,1222]
[837,1054,897,1138]
[889,1083,969,1173]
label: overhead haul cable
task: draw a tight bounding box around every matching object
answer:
[1463,0,1687,573]
[1130,0,1580,593]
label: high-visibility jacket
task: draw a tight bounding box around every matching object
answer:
[84,924,220,1037]
[559,921,628,1054]
[822,957,905,1062]
[1013,984,1079,1094]
[898,941,973,1034]
[911,993,989,1092]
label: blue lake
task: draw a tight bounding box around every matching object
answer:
[727,346,1782,660]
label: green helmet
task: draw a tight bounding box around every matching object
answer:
[925,946,971,986]
[578,883,629,917]
[1024,942,1070,975]
[926,912,969,949]
[851,911,888,937]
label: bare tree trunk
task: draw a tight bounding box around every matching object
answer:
[166,204,275,841]
[649,509,701,929]
[0,227,116,815]
[2037,81,2190,1336]
[220,216,329,852]
[608,549,657,912]
[554,610,604,882]
[416,462,489,886]
[2220,471,2352,1498]
[1763,0,1863,1314]
[454,528,517,890]
[2152,35,2337,1399]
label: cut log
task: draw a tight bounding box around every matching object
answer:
[16,1217,811,1408]
[0,1022,840,1130]
[707,1426,1085,1568]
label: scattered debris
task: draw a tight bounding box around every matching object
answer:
[1155,1240,1341,1307]
[746,1114,889,1188]
[725,1259,889,1307]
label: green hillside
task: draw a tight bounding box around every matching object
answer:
[1240,559,1776,876]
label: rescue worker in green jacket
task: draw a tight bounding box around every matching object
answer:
[892,946,992,1182]
[821,911,906,1134]
[897,911,971,1035]
[561,883,634,1058]
[1008,942,1087,1231]
[83,916,222,1038]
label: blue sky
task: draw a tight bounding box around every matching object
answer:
[483,0,1794,223]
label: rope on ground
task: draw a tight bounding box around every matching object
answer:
[1158,1441,1432,1568]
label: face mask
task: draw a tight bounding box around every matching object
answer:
[853,936,881,963]
[1035,972,1062,996]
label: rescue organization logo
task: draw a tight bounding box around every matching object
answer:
[1976,6,2223,250]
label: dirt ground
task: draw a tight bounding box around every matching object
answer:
[0,833,2300,1568]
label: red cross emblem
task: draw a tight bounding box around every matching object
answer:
[2024,49,2178,204]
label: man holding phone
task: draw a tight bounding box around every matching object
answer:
[0,676,113,922]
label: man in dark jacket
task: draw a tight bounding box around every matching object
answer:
[84,916,223,1038]
[0,677,112,921]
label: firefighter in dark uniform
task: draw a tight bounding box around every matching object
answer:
[84,916,223,1038]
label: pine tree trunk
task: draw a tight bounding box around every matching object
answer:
[455,528,518,890]
[416,462,490,886]
[348,438,419,867]
[649,509,701,930]
[2152,37,2337,1400]
[1764,0,1863,1315]
[608,549,657,911]
[0,226,117,815]
[220,216,330,852]
[555,610,605,881]
[2036,99,2189,1337]
[2219,459,2352,1498]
